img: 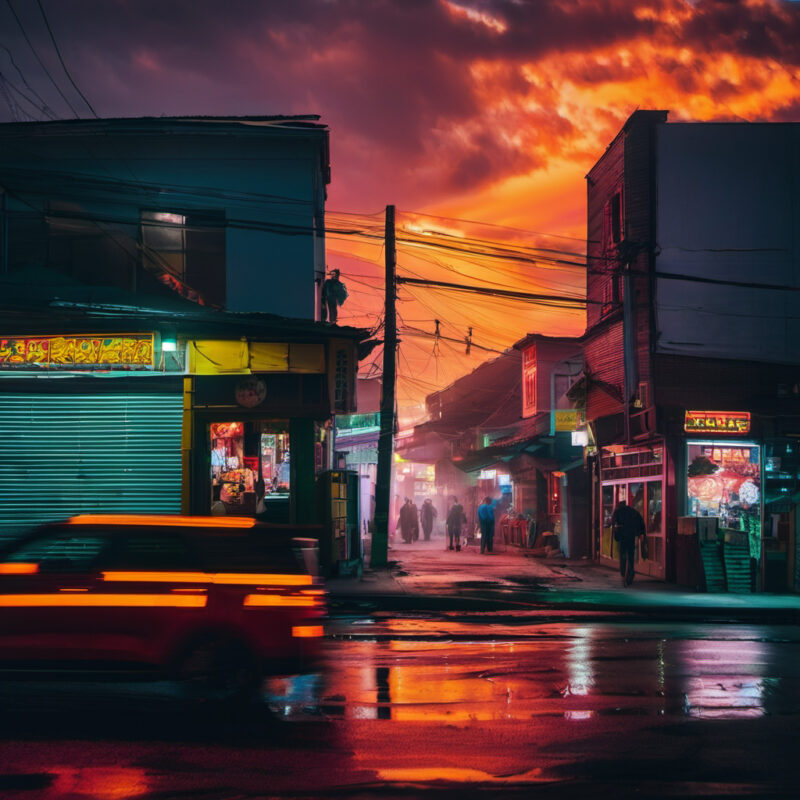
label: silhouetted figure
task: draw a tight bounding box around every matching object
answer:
[420,498,437,541]
[398,498,419,544]
[446,496,466,551]
[612,499,646,586]
[321,268,348,323]
[477,496,496,554]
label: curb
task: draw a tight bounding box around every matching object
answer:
[328,591,800,624]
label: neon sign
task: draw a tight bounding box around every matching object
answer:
[684,411,751,435]
[0,335,154,370]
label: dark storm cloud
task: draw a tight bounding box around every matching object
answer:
[1,0,798,209]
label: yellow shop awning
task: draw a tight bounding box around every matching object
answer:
[188,340,324,375]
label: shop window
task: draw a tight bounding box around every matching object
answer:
[645,481,663,565]
[141,209,225,305]
[210,420,290,516]
[629,482,645,518]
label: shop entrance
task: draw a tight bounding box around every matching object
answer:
[209,420,291,520]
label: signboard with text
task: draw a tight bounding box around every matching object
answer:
[0,335,154,371]
[554,409,583,432]
[684,410,751,435]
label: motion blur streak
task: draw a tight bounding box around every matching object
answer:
[243,594,321,607]
[102,571,313,586]
[291,625,325,638]
[68,514,256,528]
[0,563,39,574]
[0,594,208,608]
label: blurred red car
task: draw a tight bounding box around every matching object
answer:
[0,515,326,701]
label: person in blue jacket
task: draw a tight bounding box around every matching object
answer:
[477,496,496,554]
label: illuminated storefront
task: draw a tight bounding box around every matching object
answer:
[686,440,761,560]
[0,319,362,535]
[209,420,293,517]
[598,444,666,580]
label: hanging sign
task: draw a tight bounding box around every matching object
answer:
[684,410,751,435]
[554,410,579,431]
[0,335,154,370]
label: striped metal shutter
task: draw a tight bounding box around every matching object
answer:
[0,393,182,539]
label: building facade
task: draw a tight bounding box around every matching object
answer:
[0,116,368,570]
[0,115,330,319]
[585,110,800,591]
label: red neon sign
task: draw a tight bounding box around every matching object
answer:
[684,411,751,435]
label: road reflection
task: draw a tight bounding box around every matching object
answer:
[273,621,800,724]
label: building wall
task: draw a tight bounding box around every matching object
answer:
[0,120,328,319]
[655,123,800,364]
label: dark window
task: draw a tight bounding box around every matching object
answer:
[610,191,622,244]
[141,210,226,305]
[44,204,139,290]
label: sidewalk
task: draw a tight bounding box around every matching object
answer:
[326,535,800,623]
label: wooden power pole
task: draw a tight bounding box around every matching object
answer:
[371,204,397,568]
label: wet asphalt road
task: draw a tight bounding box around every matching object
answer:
[1,615,799,798]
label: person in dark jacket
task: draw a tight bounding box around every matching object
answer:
[477,496,496,554]
[612,499,646,586]
[446,496,465,551]
[420,498,437,541]
[321,268,348,323]
[398,498,419,544]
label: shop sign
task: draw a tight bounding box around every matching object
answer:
[554,409,579,431]
[684,410,751,435]
[0,335,153,370]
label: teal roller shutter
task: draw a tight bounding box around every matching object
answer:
[0,393,182,539]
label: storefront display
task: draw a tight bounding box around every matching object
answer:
[209,420,291,516]
[687,441,761,560]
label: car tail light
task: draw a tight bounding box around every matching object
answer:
[0,563,39,575]
[243,593,321,608]
[292,625,324,638]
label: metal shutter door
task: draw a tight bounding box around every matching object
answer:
[0,393,182,539]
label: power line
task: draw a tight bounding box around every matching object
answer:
[0,41,56,118]
[397,275,591,308]
[4,0,81,118]
[399,325,504,355]
[35,0,97,117]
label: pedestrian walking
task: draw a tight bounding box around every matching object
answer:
[398,497,419,544]
[477,496,496,554]
[446,496,466,551]
[420,498,437,541]
[612,499,646,586]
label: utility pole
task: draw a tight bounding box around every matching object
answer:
[371,205,397,568]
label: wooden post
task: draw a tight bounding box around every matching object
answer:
[371,205,397,568]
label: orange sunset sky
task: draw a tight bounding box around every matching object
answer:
[2,0,799,423]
